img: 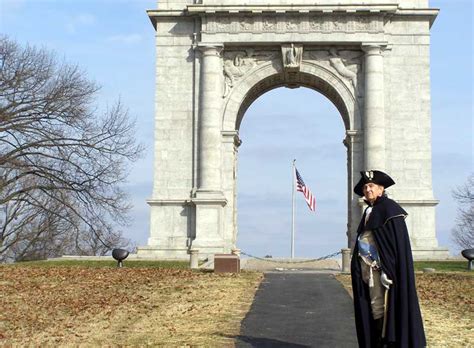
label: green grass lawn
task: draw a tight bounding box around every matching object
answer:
[11,259,189,269]
[414,260,471,273]
[9,259,472,272]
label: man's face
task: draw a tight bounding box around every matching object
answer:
[363,183,384,203]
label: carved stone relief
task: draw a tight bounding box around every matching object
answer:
[262,16,277,31]
[204,14,383,34]
[223,47,363,98]
[223,49,278,97]
[281,44,303,71]
[328,48,360,89]
[239,16,254,31]
[215,17,230,32]
[305,49,363,94]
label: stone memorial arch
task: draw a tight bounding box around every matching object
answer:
[137,0,449,260]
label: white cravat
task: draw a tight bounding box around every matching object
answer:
[364,206,373,226]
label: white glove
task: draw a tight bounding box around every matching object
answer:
[380,272,393,289]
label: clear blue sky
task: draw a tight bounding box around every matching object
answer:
[1,0,472,257]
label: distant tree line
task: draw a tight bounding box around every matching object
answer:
[0,36,142,262]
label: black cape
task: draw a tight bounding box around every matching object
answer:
[350,196,426,348]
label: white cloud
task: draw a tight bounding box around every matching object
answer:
[66,13,96,33]
[107,34,143,44]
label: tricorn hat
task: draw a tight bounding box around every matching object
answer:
[354,170,395,197]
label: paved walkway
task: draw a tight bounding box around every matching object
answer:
[235,272,357,348]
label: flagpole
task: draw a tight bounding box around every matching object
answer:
[291,159,296,259]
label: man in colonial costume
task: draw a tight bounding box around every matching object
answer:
[351,170,426,348]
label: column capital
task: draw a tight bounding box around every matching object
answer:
[361,43,386,55]
[346,129,362,138]
[343,129,362,148]
[197,43,224,56]
[222,130,241,148]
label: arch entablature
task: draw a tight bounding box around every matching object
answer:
[222,60,361,133]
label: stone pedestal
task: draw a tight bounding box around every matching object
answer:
[189,248,199,269]
[191,192,227,258]
[341,248,351,273]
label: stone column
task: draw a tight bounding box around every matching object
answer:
[362,44,385,171]
[222,130,241,251]
[198,44,224,192]
[344,129,363,249]
[191,44,227,258]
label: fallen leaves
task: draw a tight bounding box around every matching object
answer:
[5,263,470,346]
[0,265,263,346]
[416,273,474,347]
[336,273,474,347]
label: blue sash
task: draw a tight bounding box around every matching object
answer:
[358,237,380,264]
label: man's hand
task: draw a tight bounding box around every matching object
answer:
[381,272,393,289]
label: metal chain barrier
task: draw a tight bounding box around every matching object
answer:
[240,250,342,264]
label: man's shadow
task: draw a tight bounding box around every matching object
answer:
[234,335,310,348]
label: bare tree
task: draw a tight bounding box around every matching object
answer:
[451,174,474,250]
[0,36,143,261]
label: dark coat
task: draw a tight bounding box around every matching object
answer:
[350,196,426,348]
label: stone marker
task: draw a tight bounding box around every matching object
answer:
[214,254,240,273]
[422,268,436,273]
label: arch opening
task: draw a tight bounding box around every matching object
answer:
[236,86,347,257]
[221,60,362,256]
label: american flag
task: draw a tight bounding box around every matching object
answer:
[295,168,316,212]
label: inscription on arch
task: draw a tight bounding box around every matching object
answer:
[204,14,383,34]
